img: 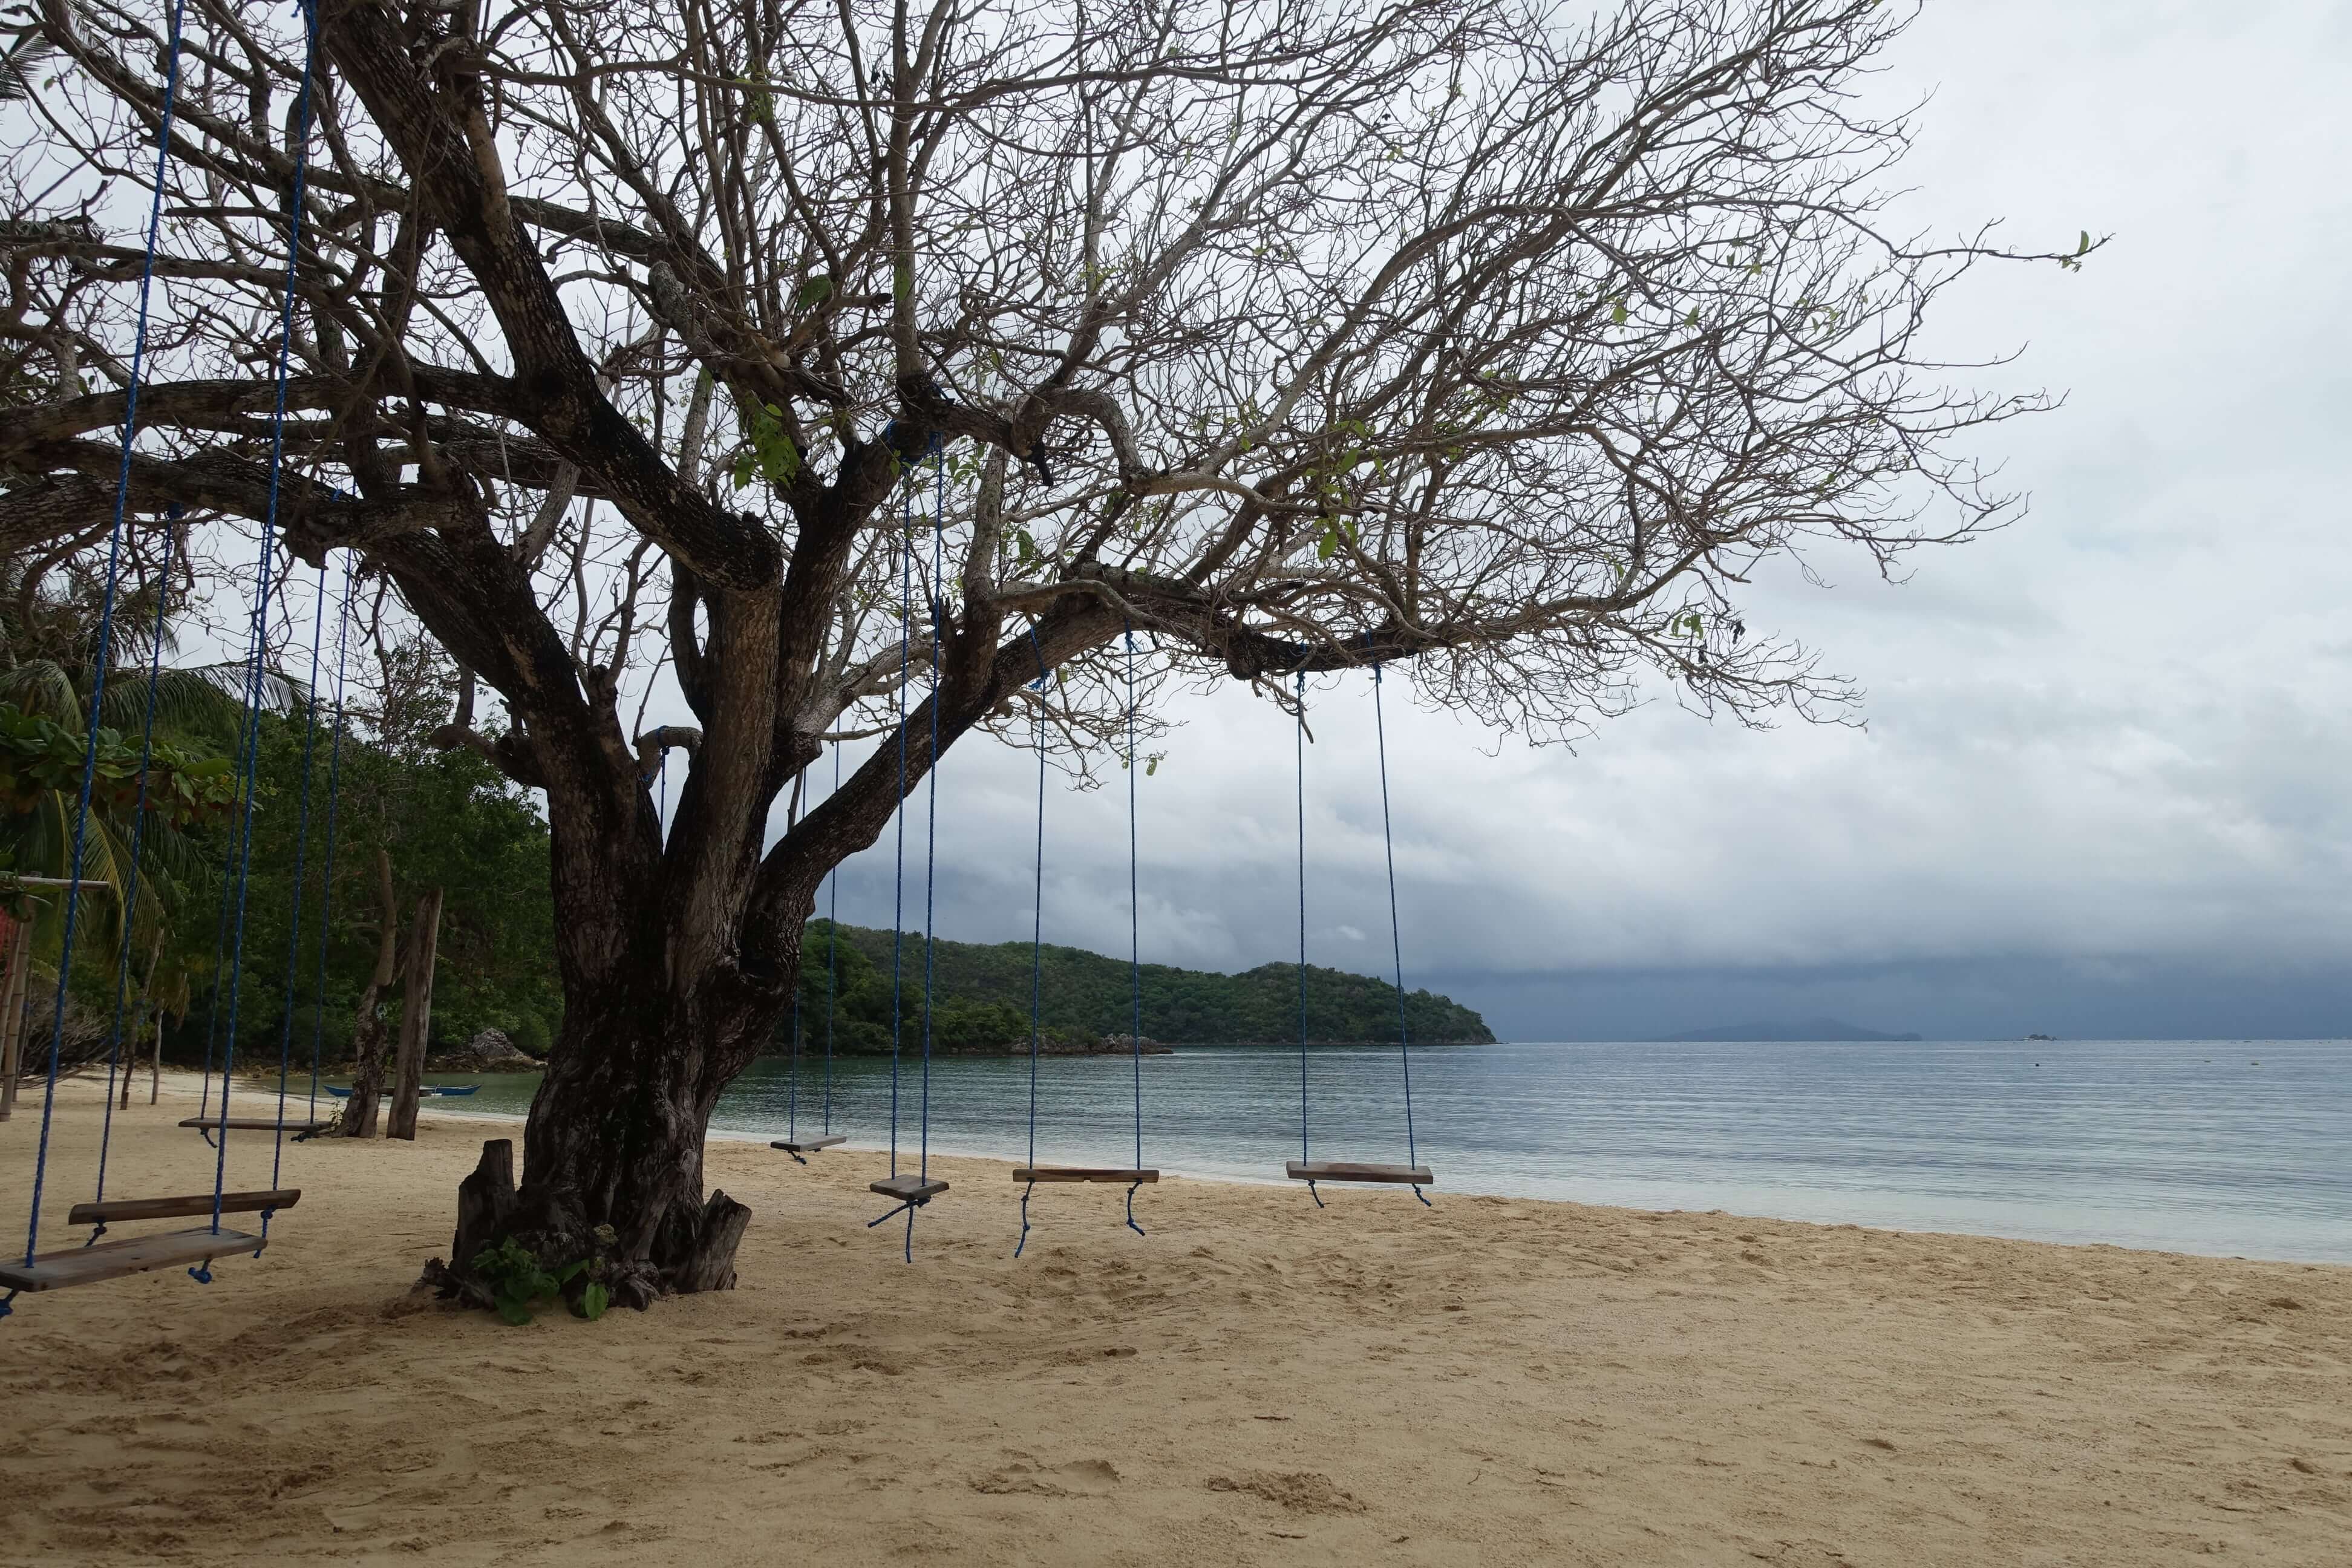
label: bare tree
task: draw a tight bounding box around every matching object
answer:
[0,0,2086,1301]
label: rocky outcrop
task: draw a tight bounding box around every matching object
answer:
[426,1028,544,1073]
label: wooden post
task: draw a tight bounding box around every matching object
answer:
[0,914,30,1122]
[386,887,443,1142]
[124,926,165,1111]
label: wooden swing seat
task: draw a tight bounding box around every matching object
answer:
[178,1116,333,1134]
[66,1188,299,1226]
[1013,1166,1160,1184]
[869,1174,948,1203]
[0,1227,264,1293]
[1286,1160,1434,1186]
[771,1135,847,1153]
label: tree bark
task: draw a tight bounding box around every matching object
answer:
[515,984,766,1304]
[386,886,443,1142]
[414,935,778,1307]
[338,848,403,1138]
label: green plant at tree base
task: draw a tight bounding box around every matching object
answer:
[469,1228,615,1325]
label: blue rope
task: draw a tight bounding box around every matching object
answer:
[301,554,358,1128]
[87,524,180,1240]
[656,753,667,844]
[1016,629,1050,1259]
[783,756,835,1161]
[920,446,942,1204]
[874,445,947,1259]
[1371,664,1431,1208]
[195,596,269,1125]
[885,474,909,1192]
[201,0,321,1275]
[1296,672,1319,1207]
[1123,624,1145,1238]
[258,560,332,1236]
[15,0,192,1295]
[786,774,801,1145]
[823,742,839,1136]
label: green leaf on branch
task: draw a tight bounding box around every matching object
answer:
[1315,514,1357,563]
[736,403,800,488]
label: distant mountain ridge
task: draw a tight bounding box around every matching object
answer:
[1650,1018,1922,1043]
[804,920,1495,1048]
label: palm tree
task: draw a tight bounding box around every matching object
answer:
[0,558,298,981]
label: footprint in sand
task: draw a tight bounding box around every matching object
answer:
[971,1458,1122,1497]
[1206,1471,1366,1514]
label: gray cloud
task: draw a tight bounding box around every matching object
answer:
[799,1,2352,1039]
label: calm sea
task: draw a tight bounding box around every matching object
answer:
[407,1037,2352,1264]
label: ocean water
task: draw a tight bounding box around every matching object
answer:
[406,1037,2352,1264]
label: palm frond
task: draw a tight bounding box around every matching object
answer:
[95,664,284,737]
[180,661,310,720]
[0,36,57,105]
[3,656,307,742]
[0,661,85,725]
[7,789,127,958]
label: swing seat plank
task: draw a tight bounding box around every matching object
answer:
[178,1116,333,1134]
[1287,1160,1434,1186]
[67,1189,299,1226]
[0,1227,264,1293]
[869,1174,948,1203]
[1013,1167,1160,1184]
[771,1135,847,1153]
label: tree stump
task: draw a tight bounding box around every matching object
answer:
[674,1191,752,1295]
[416,1138,518,1308]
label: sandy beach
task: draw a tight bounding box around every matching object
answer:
[1,1073,2347,1566]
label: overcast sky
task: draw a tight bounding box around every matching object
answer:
[806,1,2352,1041]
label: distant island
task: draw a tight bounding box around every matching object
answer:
[779,920,1496,1055]
[1649,1018,1922,1044]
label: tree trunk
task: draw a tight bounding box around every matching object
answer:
[386,887,443,1142]
[337,849,403,1138]
[419,968,769,1308]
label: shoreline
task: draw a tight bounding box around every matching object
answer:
[41,1066,2349,1268]
[4,1076,2348,1565]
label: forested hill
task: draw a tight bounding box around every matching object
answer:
[802,921,1494,1050]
